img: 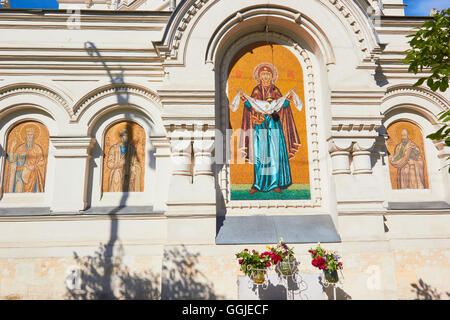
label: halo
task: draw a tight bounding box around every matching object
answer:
[253,62,278,84]
[19,122,41,141]
[392,122,417,143]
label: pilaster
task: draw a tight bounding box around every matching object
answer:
[49,137,94,213]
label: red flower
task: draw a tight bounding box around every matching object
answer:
[244,249,248,251]
[238,259,243,264]
[266,263,271,267]
[252,250,255,253]
[312,257,326,269]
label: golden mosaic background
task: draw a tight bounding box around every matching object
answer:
[102,121,146,193]
[227,42,310,186]
[3,121,49,193]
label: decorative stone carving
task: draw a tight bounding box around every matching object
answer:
[159,0,378,62]
[328,139,353,175]
[0,84,72,118]
[352,140,376,175]
[192,139,214,178]
[72,84,161,121]
[0,0,10,8]
[383,85,450,112]
[169,128,193,178]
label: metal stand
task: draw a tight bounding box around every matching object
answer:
[247,269,269,299]
[321,269,344,300]
[276,261,309,300]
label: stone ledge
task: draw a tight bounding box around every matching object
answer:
[216,215,341,245]
[0,207,51,216]
[82,206,159,215]
[388,201,450,210]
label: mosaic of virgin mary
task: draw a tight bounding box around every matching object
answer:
[229,62,303,195]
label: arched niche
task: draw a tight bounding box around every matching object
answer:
[214,31,341,246]
[0,109,57,209]
[215,32,329,214]
[382,109,450,206]
[85,107,167,212]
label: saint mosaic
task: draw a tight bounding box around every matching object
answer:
[227,43,311,200]
[102,121,145,193]
[387,121,428,190]
[3,121,49,193]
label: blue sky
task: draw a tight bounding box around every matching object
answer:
[0,0,449,15]
[404,0,449,16]
[0,0,59,9]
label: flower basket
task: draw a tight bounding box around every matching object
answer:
[323,269,339,283]
[251,268,266,285]
[309,243,343,284]
[235,249,271,285]
[277,257,297,276]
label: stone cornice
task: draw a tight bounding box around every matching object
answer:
[50,136,95,158]
[158,89,215,105]
[0,9,170,30]
[331,90,385,105]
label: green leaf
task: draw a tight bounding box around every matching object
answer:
[414,77,426,86]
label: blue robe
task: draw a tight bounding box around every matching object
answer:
[244,100,292,191]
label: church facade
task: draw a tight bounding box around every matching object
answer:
[0,0,449,299]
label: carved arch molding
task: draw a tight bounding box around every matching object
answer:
[157,0,379,63]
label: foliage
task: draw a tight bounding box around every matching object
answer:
[403,8,450,92]
[235,249,272,277]
[426,110,450,173]
[403,8,450,172]
[308,243,343,272]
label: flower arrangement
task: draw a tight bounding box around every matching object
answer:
[308,243,343,283]
[266,238,295,262]
[235,249,272,284]
[265,238,297,275]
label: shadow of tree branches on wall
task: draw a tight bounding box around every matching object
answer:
[65,244,222,300]
[411,278,450,300]
[65,243,161,300]
[161,245,223,300]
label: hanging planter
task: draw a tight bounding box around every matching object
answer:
[308,242,343,285]
[235,249,271,285]
[266,238,298,276]
[251,268,267,284]
[323,268,339,283]
[277,257,297,276]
